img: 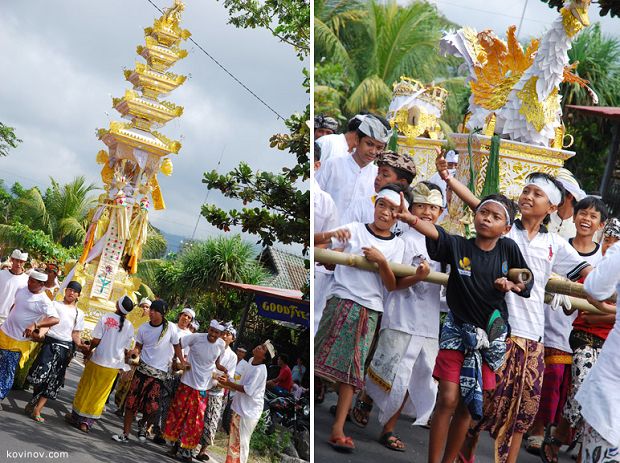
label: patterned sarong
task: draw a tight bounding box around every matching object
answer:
[367,328,411,392]
[27,337,72,403]
[478,336,544,463]
[225,411,260,463]
[582,422,620,463]
[314,297,379,390]
[162,382,208,450]
[201,393,225,446]
[535,347,572,425]
[439,312,507,421]
[0,349,21,399]
[124,364,165,417]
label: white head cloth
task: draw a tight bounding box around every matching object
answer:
[412,182,443,207]
[29,270,47,282]
[526,177,563,206]
[139,297,152,307]
[224,321,236,337]
[263,339,276,358]
[478,199,511,225]
[11,249,28,261]
[375,188,408,210]
[209,319,225,331]
[190,320,200,330]
[117,296,131,315]
[358,115,392,144]
[445,150,459,163]
[556,168,586,201]
[181,307,196,319]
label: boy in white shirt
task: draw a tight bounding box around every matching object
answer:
[314,185,407,452]
[0,249,29,322]
[113,299,183,443]
[314,114,364,162]
[163,320,226,461]
[0,270,58,408]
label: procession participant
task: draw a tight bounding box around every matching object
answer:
[340,150,417,230]
[0,269,59,408]
[163,320,225,462]
[438,162,593,463]
[0,249,29,322]
[354,182,443,452]
[314,184,406,452]
[112,299,182,443]
[576,241,620,463]
[266,354,293,394]
[314,114,364,162]
[396,189,532,463]
[113,297,152,416]
[601,218,620,255]
[548,168,586,239]
[66,296,134,432]
[196,322,238,461]
[314,114,339,140]
[25,281,85,423]
[291,357,306,385]
[222,346,250,434]
[42,263,60,300]
[541,198,610,463]
[219,340,274,463]
[316,113,392,219]
[190,320,200,333]
[152,306,196,444]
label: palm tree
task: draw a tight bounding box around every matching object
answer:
[13,176,98,248]
[315,0,453,116]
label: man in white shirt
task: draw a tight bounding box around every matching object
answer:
[219,340,275,463]
[0,269,59,408]
[113,299,183,443]
[0,249,29,322]
[197,322,238,461]
[163,320,225,461]
[314,114,339,140]
[316,113,392,223]
[314,114,365,163]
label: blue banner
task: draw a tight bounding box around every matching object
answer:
[255,293,309,328]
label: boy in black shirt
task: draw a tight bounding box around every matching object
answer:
[396,193,533,463]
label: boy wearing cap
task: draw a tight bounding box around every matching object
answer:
[438,163,594,463]
[219,340,274,463]
[197,322,238,461]
[113,299,183,443]
[314,114,339,140]
[0,249,29,322]
[26,281,85,422]
[163,320,225,461]
[316,113,392,219]
[0,269,59,408]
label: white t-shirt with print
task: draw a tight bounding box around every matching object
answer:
[316,155,378,220]
[0,270,28,319]
[180,334,225,391]
[89,313,135,369]
[329,222,405,312]
[382,228,442,338]
[505,222,589,342]
[1,287,57,341]
[231,358,268,421]
[315,133,351,163]
[136,322,181,372]
[209,346,238,397]
[46,301,85,342]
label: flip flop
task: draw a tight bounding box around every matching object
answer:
[328,436,355,452]
[31,414,45,423]
[350,396,372,428]
[541,424,562,463]
[379,432,406,452]
[457,451,475,463]
[525,435,544,454]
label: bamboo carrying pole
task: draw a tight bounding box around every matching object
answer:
[314,248,609,314]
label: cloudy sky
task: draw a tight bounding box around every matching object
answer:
[0,0,307,252]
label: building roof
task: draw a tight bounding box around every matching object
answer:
[565,105,620,120]
[259,247,307,291]
[219,281,303,302]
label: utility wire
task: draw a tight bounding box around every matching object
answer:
[190,146,226,241]
[144,0,285,120]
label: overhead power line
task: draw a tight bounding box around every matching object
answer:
[144,0,285,120]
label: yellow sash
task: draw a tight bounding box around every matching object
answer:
[0,330,36,368]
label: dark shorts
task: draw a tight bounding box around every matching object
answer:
[433,348,496,391]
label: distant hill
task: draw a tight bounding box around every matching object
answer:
[159,229,187,254]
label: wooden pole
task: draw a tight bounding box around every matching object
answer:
[314,248,612,313]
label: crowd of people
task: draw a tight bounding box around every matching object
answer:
[0,250,286,463]
[313,112,620,463]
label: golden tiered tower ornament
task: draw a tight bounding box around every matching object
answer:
[63,0,190,337]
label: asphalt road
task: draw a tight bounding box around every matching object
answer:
[0,359,226,463]
[314,392,577,463]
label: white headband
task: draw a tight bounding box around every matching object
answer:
[190,321,200,330]
[445,150,458,163]
[209,319,224,331]
[139,297,151,307]
[526,178,562,206]
[412,183,443,208]
[181,307,196,319]
[375,189,408,210]
[29,270,48,282]
[478,199,511,225]
[263,339,276,358]
[117,296,131,315]
[11,249,28,261]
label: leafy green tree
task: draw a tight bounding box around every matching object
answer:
[0,123,22,157]
[0,222,81,262]
[142,224,168,259]
[202,0,310,255]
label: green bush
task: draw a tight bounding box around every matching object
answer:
[250,414,292,462]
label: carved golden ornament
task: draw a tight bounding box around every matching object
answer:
[96,150,109,164]
[392,76,424,96]
[561,5,588,38]
[144,0,191,48]
[160,158,173,176]
[517,76,560,132]
[137,37,188,72]
[462,27,486,65]
[418,86,448,112]
[124,63,186,99]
